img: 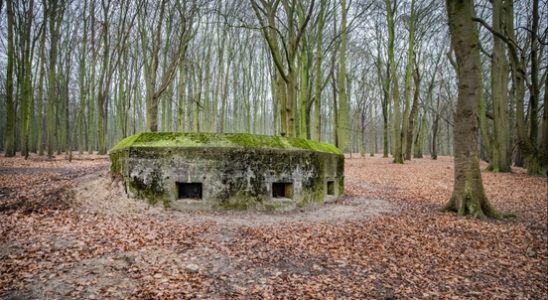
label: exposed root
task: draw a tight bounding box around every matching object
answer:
[443,193,504,220]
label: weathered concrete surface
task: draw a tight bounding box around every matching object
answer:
[109,133,344,211]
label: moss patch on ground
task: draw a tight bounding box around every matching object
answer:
[109,132,342,155]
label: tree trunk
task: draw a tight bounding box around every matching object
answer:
[63,63,71,160]
[20,0,34,159]
[386,0,403,163]
[525,0,545,175]
[97,91,107,155]
[46,0,61,158]
[96,2,109,155]
[431,101,439,160]
[337,0,350,152]
[298,38,309,139]
[220,52,232,133]
[413,113,424,158]
[4,0,16,157]
[529,0,539,149]
[359,103,366,157]
[78,0,88,154]
[444,0,500,218]
[405,60,420,160]
[369,103,376,156]
[37,18,46,156]
[177,60,186,132]
[402,0,416,161]
[87,0,96,154]
[504,0,525,167]
[332,68,338,147]
[313,0,326,142]
[542,71,548,171]
[381,62,390,158]
[489,0,511,172]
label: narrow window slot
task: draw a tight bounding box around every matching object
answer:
[177,182,203,199]
[327,181,335,195]
[272,182,293,199]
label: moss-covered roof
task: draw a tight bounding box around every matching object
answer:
[110,132,342,155]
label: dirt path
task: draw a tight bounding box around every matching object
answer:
[0,154,546,299]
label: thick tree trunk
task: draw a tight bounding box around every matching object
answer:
[444,0,500,218]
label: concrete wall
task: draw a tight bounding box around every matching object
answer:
[114,147,344,211]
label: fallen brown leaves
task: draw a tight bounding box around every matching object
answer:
[0,154,546,299]
[0,154,107,213]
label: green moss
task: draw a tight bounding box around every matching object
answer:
[215,194,260,210]
[126,168,169,207]
[110,134,141,152]
[296,182,326,208]
[286,138,341,154]
[109,132,342,155]
[127,182,170,207]
[109,149,129,175]
[110,152,121,174]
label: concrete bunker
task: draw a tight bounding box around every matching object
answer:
[109,132,344,211]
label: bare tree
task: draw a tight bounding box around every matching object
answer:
[444,0,500,218]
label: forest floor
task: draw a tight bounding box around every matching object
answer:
[0,154,546,299]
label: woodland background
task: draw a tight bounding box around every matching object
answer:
[0,0,547,174]
[0,1,547,297]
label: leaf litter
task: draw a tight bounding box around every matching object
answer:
[0,154,546,299]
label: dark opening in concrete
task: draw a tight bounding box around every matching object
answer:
[272,182,293,199]
[327,181,335,195]
[177,182,203,199]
